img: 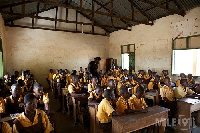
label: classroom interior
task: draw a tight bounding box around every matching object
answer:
[0,0,200,133]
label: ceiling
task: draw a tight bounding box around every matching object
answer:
[0,0,200,36]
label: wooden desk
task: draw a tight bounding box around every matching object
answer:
[145,92,157,105]
[177,98,200,133]
[0,116,12,123]
[112,106,169,133]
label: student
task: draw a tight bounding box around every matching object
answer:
[88,76,98,93]
[138,70,145,79]
[65,69,72,87]
[2,94,54,133]
[33,83,49,114]
[96,89,118,133]
[84,72,91,84]
[160,77,177,118]
[101,72,108,87]
[107,79,116,90]
[68,75,84,97]
[22,78,33,93]
[148,75,162,91]
[174,78,195,99]
[46,69,53,90]
[4,84,24,115]
[88,85,103,103]
[133,78,144,94]
[116,76,127,96]
[176,73,186,87]
[129,85,148,109]
[78,67,83,76]
[160,70,168,84]
[125,74,135,86]
[188,74,195,86]
[144,69,152,83]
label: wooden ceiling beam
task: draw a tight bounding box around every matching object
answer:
[0,1,34,9]
[29,0,148,25]
[171,0,185,16]
[137,0,181,15]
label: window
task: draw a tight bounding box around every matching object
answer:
[172,35,200,76]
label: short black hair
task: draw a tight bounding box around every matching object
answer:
[11,83,21,90]
[33,83,42,89]
[24,93,37,104]
[164,77,170,82]
[136,85,144,93]
[180,78,188,84]
[104,89,113,99]
[120,85,128,95]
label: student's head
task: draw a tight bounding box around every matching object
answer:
[128,74,133,81]
[180,78,188,88]
[164,77,171,87]
[56,69,59,74]
[104,89,115,101]
[188,74,192,79]
[33,83,43,96]
[85,72,90,80]
[107,70,111,76]
[180,73,186,78]
[80,67,82,71]
[95,85,103,96]
[91,76,98,85]
[162,70,168,76]
[148,69,152,75]
[108,79,115,88]
[113,72,117,78]
[29,74,34,80]
[24,94,37,112]
[136,78,143,85]
[139,70,144,75]
[152,72,157,77]
[72,75,79,84]
[50,69,53,73]
[18,79,24,87]
[71,70,77,75]
[121,76,126,83]
[11,84,21,98]
[26,70,30,75]
[136,86,145,98]
[124,69,128,75]
[85,68,87,71]
[120,85,130,100]
[133,74,138,80]
[104,72,108,78]
[94,57,101,64]
[26,78,33,86]
[154,75,160,83]
[14,71,19,76]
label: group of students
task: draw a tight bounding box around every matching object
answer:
[47,66,200,132]
[0,70,54,133]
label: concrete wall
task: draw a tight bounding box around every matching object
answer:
[109,7,200,81]
[4,27,109,88]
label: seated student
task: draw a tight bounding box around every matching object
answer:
[144,69,152,84]
[124,69,128,77]
[116,76,128,96]
[4,84,24,115]
[96,89,118,133]
[119,69,125,78]
[68,75,85,97]
[138,70,145,79]
[160,77,177,118]
[101,72,108,87]
[2,94,54,133]
[33,83,49,114]
[116,85,147,114]
[174,78,195,99]
[133,78,144,94]
[78,67,84,76]
[88,76,98,93]
[98,70,103,82]
[125,74,136,87]
[83,72,91,84]
[46,69,53,90]
[188,74,195,87]
[130,86,148,109]
[176,73,186,87]
[148,75,162,91]
[88,85,103,103]
[107,79,116,91]
[65,69,72,87]
[22,78,34,93]
[160,70,168,84]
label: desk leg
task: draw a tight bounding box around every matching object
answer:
[195,110,200,124]
[177,102,191,133]
[89,107,96,133]
[72,97,77,124]
[62,94,66,113]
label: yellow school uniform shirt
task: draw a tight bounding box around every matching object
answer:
[117,82,126,96]
[160,75,167,83]
[133,84,144,94]
[33,93,49,104]
[88,83,95,93]
[138,74,144,79]
[0,97,5,113]
[5,95,23,104]
[108,76,115,80]
[176,78,181,87]
[78,71,83,75]
[144,74,151,80]
[188,78,195,85]
[2,109,54,133]
[174,85,195,99]
[129,94,147,109]
[96,98,115,123]
[148,81,162,90]
[68,83,80,93]
[101,77,108,86]
[116,96,134,114]
[53,74,61,82]
[88,91,103,100]
[160,85,175,101]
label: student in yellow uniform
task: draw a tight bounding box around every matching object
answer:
[107,79,116,91]
[88,85,104,103]
[174,78,195,99]
[65,69,72,87]
[46,69,53,90]
[160,70,168,84]
[130,86,148,110]
[96,89,118,133]
[68,75,84,97]
[144,69,152,84]
[78,67,83,76]
[176,73,186,87]
[88,77,98,93]
[33,83,49,114]
[2,94,54,133]
[125,74,136,87]
[116,76,127,96]
[4,84,24,115]
[22,78,33,93]
[133,78,144,94]
[101,72,108,87]
[160,77,177,118]
[188,74,195,86]
[138,70,145,79]
[148,75,162,91]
